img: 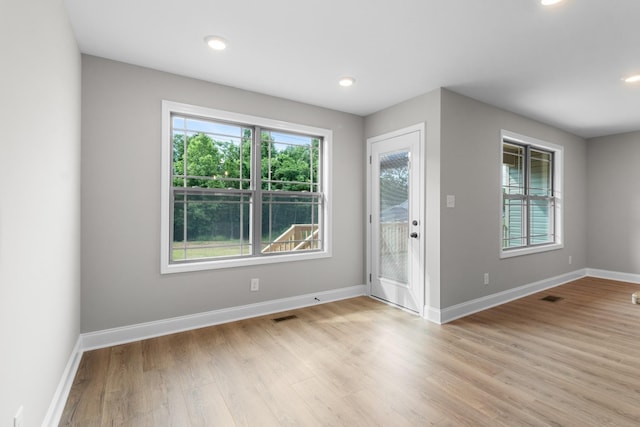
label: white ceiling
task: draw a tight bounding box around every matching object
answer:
[63,0,640,138]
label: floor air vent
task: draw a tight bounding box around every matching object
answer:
[541,295,563,302]
[272,315,298,323]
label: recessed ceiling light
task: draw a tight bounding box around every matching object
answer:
[541,0,563,5]
[623,74,640,83]
[204,35,228,51]
[338,76,355,87]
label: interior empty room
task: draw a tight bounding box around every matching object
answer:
[2,0,640,426]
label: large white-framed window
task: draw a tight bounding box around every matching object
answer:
[500,130,563,259]
[161,101,332,273]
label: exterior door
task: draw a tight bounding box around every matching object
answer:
[368,127,423,314]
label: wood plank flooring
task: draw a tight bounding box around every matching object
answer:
[60,277,640,426]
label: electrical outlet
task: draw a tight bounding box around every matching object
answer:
[14,406,24,427]
[569,255,573,265]
[484,273,489,285]
[250,278,259,292]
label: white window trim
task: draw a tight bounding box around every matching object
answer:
[161,100,332,274]
[499,130,564,259]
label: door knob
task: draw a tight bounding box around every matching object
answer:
[410,232,418,239]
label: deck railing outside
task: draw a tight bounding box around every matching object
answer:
[261,224,320,253]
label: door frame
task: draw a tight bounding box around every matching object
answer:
[366,123,426,317]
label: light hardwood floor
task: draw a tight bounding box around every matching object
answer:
[60,277,640,426]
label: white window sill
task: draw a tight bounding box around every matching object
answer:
[500,242,564,259]
[161,250,331,274]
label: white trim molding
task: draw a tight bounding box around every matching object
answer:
[161,100,333,274]
[366,123,427,316]
[585,268,640,284]
[42,337,83,427]
[44,285,365,426]
[426,306,442,324]
[82,285,366,351]
[49,270,640,424]
[500,129,564,259]
[434,269,587,324]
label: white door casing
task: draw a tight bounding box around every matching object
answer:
[367,124,425,315]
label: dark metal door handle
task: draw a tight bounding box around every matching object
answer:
[410,232,418,239]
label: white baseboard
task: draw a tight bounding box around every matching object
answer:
[585,268,640,284]
[425,306,442,324]
[42,336,83,427]
[44,285,365,426]
[81,285,366,351]
[50,271,639,425]
[432,269,588,324]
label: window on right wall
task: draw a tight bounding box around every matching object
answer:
[501,130,563,258]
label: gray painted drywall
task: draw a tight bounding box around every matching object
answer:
[364,88,588,311]
[81,55,365,332]
[364,89,442,309]
[587,131,640,273]
[439,89,587,308]
[0,0,81,425]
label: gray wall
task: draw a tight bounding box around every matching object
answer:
[439,90,587,308]
[587,131,640,273]
[81,56,365,332]
[0,0,81,425]
[365,88,588,311]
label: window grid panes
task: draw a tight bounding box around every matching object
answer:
[502,141,555,250]
[170,113,324,264]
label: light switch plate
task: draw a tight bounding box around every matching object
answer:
[446,195,455,208]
